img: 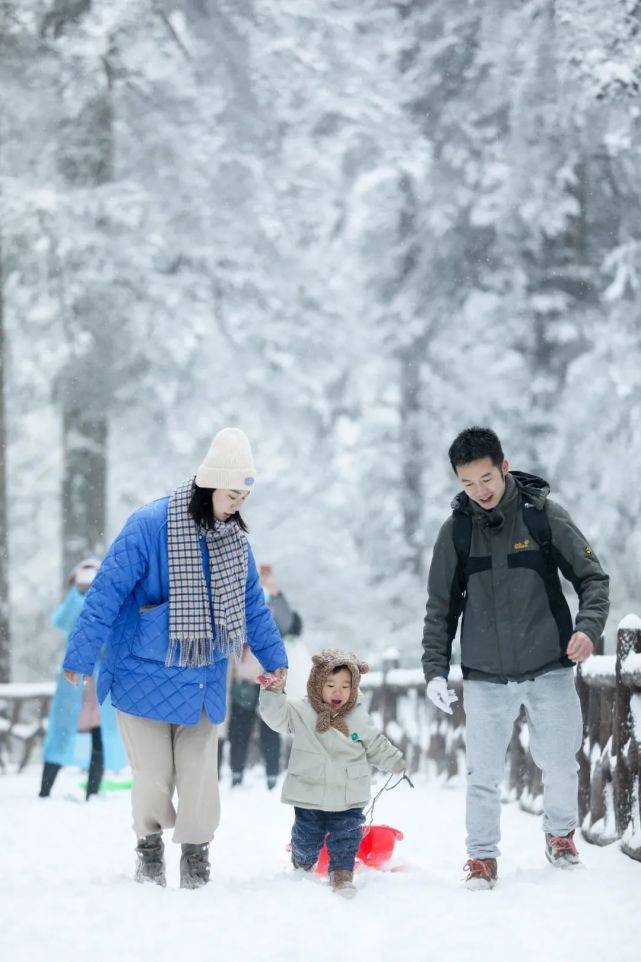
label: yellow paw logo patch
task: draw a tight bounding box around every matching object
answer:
[584,545,593,556]
[513,539,530,551]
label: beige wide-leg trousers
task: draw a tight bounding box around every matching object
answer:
[117,709,220,844]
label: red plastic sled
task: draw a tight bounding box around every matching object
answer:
[314,824,403,874]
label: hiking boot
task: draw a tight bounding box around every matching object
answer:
[463,857,497,890]
[267,775,277,790]
[231,773,243,788]
[135,833,166,887]
[180,843,210,889]
[329,869,357,899]
[545,830,581,868]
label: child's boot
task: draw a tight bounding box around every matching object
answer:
[135,833,166,887]
[330,869,356,899]
[291,854,314,872]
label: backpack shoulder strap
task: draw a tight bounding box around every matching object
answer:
[521,501,553,557]
[451,511,473,589]
[520,499,574,651]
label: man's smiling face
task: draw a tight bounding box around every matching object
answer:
[456,456,509,511]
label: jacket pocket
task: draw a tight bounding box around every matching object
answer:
[288,748,325,779]
[284,749,325,803]
[345,757,371,806]
[131,602,169,663]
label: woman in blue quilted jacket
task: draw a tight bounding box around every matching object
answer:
[62,428,288,889]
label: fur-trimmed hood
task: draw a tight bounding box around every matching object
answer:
[307,648,369,737]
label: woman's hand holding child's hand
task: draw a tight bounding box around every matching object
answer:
[257,667,288,692]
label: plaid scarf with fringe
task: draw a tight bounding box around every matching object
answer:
[166,478,249,668]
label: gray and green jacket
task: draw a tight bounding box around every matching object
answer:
[259,690,404,811]
[421,472,609,684]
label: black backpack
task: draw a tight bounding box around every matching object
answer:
[451,498,573,647]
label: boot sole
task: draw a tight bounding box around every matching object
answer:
[545,851,582,869]
[180,874,210,890]
[134,870,166,887]
[464,877,496,891]
[333,886,357,899]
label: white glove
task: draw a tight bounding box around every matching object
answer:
[427,676,458,715]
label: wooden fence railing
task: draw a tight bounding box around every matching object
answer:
[576,616,641,859]
[0,682,55,772]
[361,617,641,863]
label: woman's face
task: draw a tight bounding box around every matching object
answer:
[212,489,249,522]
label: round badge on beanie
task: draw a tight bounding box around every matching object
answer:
[195,427,256,491]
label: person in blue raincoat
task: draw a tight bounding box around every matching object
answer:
[39,559,127,800]
[62,428,288,890]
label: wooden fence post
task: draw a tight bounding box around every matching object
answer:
[616,616,641,860]
[380,648,400,732]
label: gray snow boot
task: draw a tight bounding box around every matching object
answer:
[135,833,166,887]
[180,842,210,889]
[329,869,357,899]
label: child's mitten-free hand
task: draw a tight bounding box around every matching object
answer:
[257,667,288,691]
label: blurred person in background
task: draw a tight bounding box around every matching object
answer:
[227,564,303,789]
[39,558,126,800]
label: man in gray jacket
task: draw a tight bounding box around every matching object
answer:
[422,427,609,889]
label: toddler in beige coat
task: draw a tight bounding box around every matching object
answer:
[258,648,405,897]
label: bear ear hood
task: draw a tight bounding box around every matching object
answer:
[307,648,369,737]
[311,650,369,674]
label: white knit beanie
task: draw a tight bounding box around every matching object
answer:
[195,427,256,491]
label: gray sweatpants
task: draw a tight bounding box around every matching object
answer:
[464,668,583,859]
[117,709,220,844]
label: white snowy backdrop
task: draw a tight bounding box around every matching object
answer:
[1,0,641,681]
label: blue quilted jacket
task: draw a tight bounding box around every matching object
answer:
[63,497,288,725]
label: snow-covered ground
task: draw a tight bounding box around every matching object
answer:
[1,765,638,962]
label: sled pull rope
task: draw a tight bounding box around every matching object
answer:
[364,771,414,826]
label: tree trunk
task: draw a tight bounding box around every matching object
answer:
[399,346,425,577]
[61,408,107,578]
[396,170,425,577]
[0,231,10,682]
[51,11,114,579]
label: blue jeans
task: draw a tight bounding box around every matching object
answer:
[291,807,365,872]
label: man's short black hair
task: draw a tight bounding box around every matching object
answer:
[448,427,505,474]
